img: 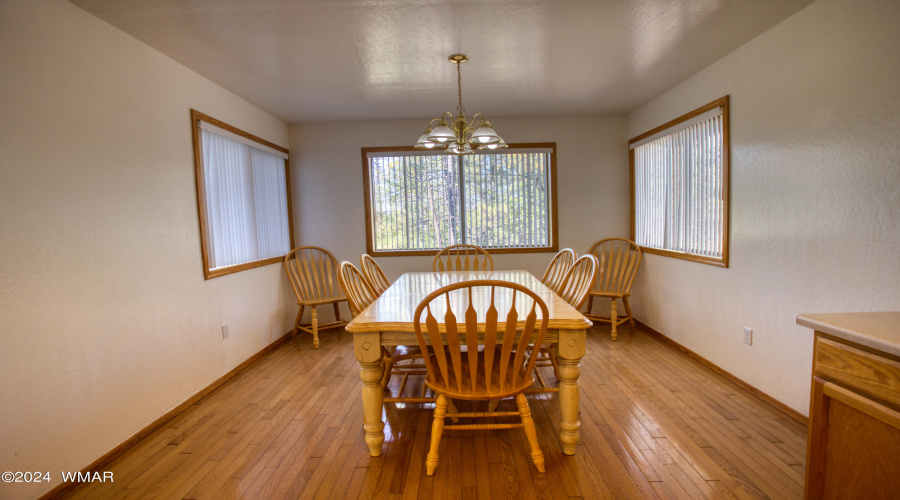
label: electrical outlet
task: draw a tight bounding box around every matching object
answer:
[743,327,752,345]
[222,323,230,339]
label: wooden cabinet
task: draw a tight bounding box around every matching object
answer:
[797,312,900,500]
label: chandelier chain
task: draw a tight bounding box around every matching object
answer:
[457,61,465,115]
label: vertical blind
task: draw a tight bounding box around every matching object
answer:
[201,129,290,269]
[633,111,724,259]
[366,149,552,252]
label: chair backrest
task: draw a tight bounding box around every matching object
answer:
[413,280,548,398]
[557,254,599,309]
[337,262,378,316]
[432,244,493,272]
[587,238,642,295]
[283,246,345,303]
[540,248,576,294]
[360,254,391,296]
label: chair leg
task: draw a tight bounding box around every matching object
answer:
[623,296,635,329]
[426,394,448,476]
[610,298,618,342]
[516,394,545,473]
[293,305,305,336]
[534,366,549,388]
[584,294,594,315]
[549,343,559,380]
[381,353,395,388]
[332,301,342,322]
[311,307,319,349]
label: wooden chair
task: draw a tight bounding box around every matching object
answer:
[283,247,348,349]
[413,280,548,475]
[584,238,643,341]
[533,254,598,389]
[360,254,391,295]
[338,261,429,403]
[540,248,575,293]
[432,244,493,272]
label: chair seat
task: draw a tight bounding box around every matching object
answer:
[589,290,630,299]
[425,351,534,400]
[296,296,346,306]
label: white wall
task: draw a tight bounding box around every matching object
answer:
[0,1,295,498]
[627,0,900,415]
[289,115,629,316]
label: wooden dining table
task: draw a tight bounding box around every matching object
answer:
[345,269,593,457]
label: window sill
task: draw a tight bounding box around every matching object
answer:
[204,255,285,280]
[367,246,559,257]
[639,246,728,268]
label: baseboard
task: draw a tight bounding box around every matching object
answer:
[634,319,808,426]
[39,331,292,500]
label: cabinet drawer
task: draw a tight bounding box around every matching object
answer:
[815,337,900,409]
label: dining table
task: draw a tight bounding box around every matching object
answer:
[345,269,593,457]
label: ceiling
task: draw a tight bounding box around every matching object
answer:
[70,0,814,124]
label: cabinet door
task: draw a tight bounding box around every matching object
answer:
[805,377,900,499]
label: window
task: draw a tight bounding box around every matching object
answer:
[362,144,558,255]
[629,96,730,267]
[191,110,294,279]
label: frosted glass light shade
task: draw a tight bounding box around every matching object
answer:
[470,124,501,144]
[415,133,446,149]
[478,137,508,150]
[427,125,455,143]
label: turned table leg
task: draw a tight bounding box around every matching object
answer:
[354,332,385,456]
[556,328,586,455]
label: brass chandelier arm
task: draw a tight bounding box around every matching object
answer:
[466,113,489,134]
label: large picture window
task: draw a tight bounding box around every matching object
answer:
[362,144,558,255]
[629,96,730,267]
[191,110,294,279]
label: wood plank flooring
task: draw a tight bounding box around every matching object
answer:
[60,325,807,499]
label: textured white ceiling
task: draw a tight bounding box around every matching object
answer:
[70,0,814,124]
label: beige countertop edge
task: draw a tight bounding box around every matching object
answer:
[797,312,900,358]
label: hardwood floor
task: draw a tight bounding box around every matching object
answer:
[60,325,807,499]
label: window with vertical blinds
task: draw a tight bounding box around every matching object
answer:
[629,96,730,267]
[362,144,558,255]
[191,110,294,279]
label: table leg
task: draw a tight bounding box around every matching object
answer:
[556,328,586,455]
[354,332,385,456]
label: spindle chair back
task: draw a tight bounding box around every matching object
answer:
[432,244,493,272]
[360,254,391,296]
[557,254,600,310]
[337,262,379,317]
[540,248,576,294]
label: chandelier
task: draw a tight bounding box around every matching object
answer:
[414,54,507,154]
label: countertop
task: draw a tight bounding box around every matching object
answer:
[797,312,900,358]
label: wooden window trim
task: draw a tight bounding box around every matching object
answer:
[628,96,731,268]
[361,143,559,257]
[191,109,295,279]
